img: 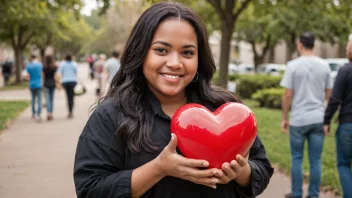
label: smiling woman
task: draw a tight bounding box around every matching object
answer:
[73,2,273,198]
[143,19,198,102]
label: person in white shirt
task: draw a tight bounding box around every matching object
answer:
[103,50,120,94]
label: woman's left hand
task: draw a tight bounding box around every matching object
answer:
[213,153,250,185]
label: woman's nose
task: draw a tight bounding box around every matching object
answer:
[166,53,183,69]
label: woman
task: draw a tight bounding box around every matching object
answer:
[58,54,77,119]
[43,55,60,120]
[93,54,106,97]
[74,2,273,198]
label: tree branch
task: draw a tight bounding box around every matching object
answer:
[249,40,258,57]
[10,29,16,48]
[233,0,252,20]
[206,0,225,19]
[21,31,35,48]
[226,0,235,19]
[262,35,271,56]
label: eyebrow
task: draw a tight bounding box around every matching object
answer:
[152,41,197,49]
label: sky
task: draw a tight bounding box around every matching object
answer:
[81,0,99,16]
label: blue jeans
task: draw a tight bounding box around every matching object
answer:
[336,123,352,198]
[45,87,55,113]
[290,123,324,197]
[30,88,42,116]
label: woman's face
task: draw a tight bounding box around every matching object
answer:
[143,19,198,99]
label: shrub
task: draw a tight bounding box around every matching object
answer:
[228,73,240,81]
[252,88,284,109]
[236,75,282,98]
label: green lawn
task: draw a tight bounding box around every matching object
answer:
[243,100,341,192]
[0,82,28,91]
[0,101,30,131]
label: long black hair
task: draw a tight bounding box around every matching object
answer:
[44,55,56,70]
[102,2,240,153]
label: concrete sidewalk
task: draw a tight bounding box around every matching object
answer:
[0,63,340,198]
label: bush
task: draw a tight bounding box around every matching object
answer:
[252,88,284,109]
[212,71,239,84]
[228,73,240,81]
[236,75,282,98]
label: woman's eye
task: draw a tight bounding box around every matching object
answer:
[183,50,195,57]
[154,48,168,54]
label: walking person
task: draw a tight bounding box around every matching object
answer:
[43,55,61,121]
[1,57,13,86]
[58,53,77,119]
[103,50,120,93]
[280,32,333,198]
[87,54,95,79]
[73,2,273,198]
[93,54,106,97]
[324,40,352,198]
[26,54,43,122]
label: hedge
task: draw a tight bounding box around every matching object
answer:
[235,75,282,99]
[251,88,284,109]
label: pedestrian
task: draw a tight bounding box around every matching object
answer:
[43,55,61,121]
[86,54,95,79]
[324,40,352,198]
[26,54,43,122]
[103,50,120,93]
[73,2,273,198]
[58,53,77,119]
[1,57,13,86]
[93,54,106,97]
[280,32,333,198]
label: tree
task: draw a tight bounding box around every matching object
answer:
[0,0,81,83]
[83,0,145,55]
[236,1,285,70]
[205,0,252,87]
[273,0,352,61]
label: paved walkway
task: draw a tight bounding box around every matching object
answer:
[0,63,340,198]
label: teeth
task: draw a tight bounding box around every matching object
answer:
[162,74,180,79]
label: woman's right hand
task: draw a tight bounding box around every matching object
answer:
[155,134,219,189]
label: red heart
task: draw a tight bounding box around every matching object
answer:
[171,102,257,169]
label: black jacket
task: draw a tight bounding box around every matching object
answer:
[324,62,352,125]
[74,90,274,198]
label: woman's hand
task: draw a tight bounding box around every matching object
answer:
[213,153,251,186]
[155,134,219,189]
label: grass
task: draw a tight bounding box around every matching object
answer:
[0,101,30,131]
[0,81,28,91]
[243,99,341,193]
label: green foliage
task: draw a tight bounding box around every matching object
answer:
[251,88,284,109]
[0,0,83,82]
[228,73,240,81]
[236,75,282,99]
[271,0,352,56]
[0,101,30,131]
[53,12,94,56]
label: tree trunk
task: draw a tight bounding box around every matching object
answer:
[14,47,23,84]
[338,43,346,58]
[286,43,295,62]
[40,47,45,62]
[269,47,275,63]
[254,55,265,71]
[218,22,234,88]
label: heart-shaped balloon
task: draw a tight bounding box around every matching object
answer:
[171,102,257,169]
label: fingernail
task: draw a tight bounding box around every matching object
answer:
[203,161,209,167]
[213,179,219,183]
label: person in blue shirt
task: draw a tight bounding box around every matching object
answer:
[58,53,78,118]
[26,54,43,122]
